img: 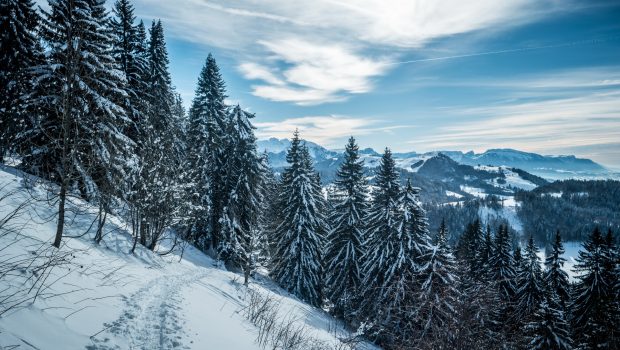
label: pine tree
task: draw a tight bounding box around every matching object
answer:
[110,0,149,142]
[258,154,279,268]
[527,294,573,350]
[412,219,460,347]
[272,131,325,307]
[185,58,217,249]
[478,224,494,275]
[23,0,131,248]
[514,244,524,270]
[490,224,516,301]
[457,219,484,278]
[401,179,433,266]
[361,149,420,345]
[516,236,544,320]
[218,105,264,284]
[453,248,496,349]
[124,18,150,246]
[324,137,368,321]
[0,0,42,162]
[543,230,570,309]
[572,227,618,349]
[111,0,137,80]
[197,54,229,252]
[132,19,185,251]
[486,224,518,344]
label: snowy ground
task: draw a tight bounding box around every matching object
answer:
[0,167,376,350]
[478,196,524,233]
[474,165,538,191]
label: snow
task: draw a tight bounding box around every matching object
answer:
[478,196,523,233]
[475,165,538,191]
[474,165,501,172]
[460,185,487,198]
[501,168,537,191]
[0,166,376,350]
[445,190,463,198]
[394,156,428,172]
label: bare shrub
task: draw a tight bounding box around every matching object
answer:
[0,184,77,316]
[239,287,362,350]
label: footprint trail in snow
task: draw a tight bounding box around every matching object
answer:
[89,271,207,350]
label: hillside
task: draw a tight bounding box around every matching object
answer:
[515,179,620,242]
[0,167,375,350]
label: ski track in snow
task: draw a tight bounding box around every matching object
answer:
[90,270,208,350]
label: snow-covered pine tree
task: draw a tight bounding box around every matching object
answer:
[477,224,494,278]
[453,264,495,348]
[514,244,524,271]
[516,236,544,321]
[412,218,460,348]
[110,0,149,143]
[88,0,135,243]
[543,230,570,309]
[23,0,131,248]
[122,17,150,245]
[486,224,518,343]
[526,231,573,350]
[361,149,421,345]
[490,224,517,301]
[218,105,264,284]
[132,19,185,251]
[401,179,433,265]
[197,54,229,252]
[272,131,325,307]
[456,219,484,278]
[603,230,619,312]
[0,0,43,162]
[527,293,573,350]
[571,227,619,349]
[324,136,368,321]
[453,220,497,348]
[111,0,137,81]
[257,153,279,268]
[185,58,216,250]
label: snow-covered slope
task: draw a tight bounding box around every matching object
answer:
[0,167,375,350]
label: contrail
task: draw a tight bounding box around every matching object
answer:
[386,36,619,66]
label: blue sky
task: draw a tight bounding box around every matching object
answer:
[128,0,619,168]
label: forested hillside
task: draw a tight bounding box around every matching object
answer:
[516,180,620,242]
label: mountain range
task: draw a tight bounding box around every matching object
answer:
[257,138,614,181]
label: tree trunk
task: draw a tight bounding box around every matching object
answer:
[243,265,250,286]
[139,219,147,246]
[53,181,67,248]
[95,207,107,244]
[130,209,140,253]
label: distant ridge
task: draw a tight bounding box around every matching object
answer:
[257,138,614,180]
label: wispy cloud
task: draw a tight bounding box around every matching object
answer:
[241,39,390,105]
[403,66,620,90]
[255,115,410,146]
[131,0,568,104]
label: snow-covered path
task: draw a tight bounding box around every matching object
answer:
[91,270,208,349]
